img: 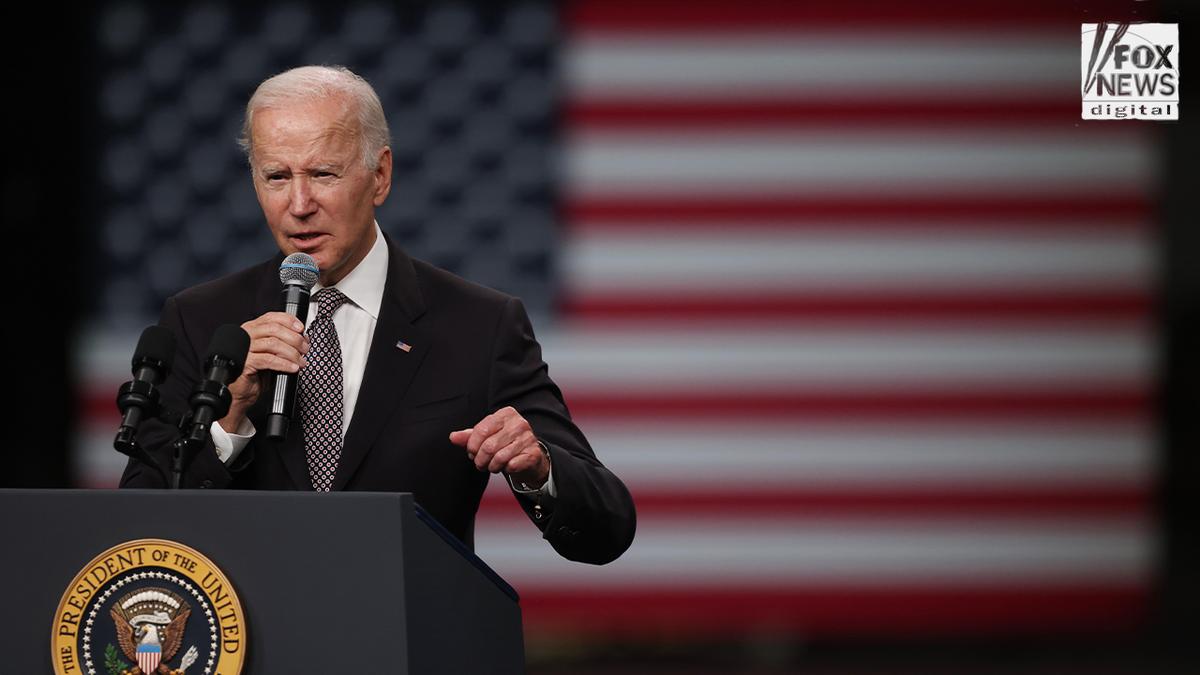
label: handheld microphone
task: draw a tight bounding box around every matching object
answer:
[265,252,319,440]
[115,325,176,446]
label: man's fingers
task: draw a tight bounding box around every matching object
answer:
[477,422,521,458]
[242,312,305,337]
[487,432,537,473]
[245,350,302,374]
[454,407,538,473]
[504,449,540,475]
[469,410,511,450]
[240,312,309,370]
[486,439,522,473]
[478,422,537,472]
[221,311,312,430]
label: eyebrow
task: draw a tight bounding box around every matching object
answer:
[257,162,345,177]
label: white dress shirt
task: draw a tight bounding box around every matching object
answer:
[211,223,555,496]
[212,223,388,462]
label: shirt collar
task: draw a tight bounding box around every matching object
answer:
[312,221,388,320]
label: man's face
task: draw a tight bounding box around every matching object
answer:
[250,95,392,286]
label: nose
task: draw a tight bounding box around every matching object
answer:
[288,177,317,218]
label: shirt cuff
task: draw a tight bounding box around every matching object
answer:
[211,417,255,465]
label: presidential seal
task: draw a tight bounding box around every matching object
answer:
[52,539,245,675]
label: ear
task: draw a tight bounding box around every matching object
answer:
[372,147,392,207]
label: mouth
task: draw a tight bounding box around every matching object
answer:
[290,232,327,247]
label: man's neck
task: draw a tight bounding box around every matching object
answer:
[313,222,389,320]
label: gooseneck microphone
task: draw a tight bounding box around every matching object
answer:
[174,324,251,488]
[115,325,176,447]
[265,252,319,440]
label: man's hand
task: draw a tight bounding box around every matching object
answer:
[450,407,549,489]
[218,312,309,433]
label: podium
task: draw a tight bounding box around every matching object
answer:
[0,489,525,674]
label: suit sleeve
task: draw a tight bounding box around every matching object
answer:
[118,297,248,489]
[488,297,636,564]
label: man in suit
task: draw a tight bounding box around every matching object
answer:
[120,65,635,566]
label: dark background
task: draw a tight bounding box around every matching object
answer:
[6,1,1195,672]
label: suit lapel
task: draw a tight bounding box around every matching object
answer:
[247,252,314,491]
[331,235,429,491]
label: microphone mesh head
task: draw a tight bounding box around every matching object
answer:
[279,253,319,288]
[133,325,176,378]
[206,324,251,379]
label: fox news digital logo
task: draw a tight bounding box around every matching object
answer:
[1082,23,1179,120]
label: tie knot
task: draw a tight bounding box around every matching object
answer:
[312,287,349,320]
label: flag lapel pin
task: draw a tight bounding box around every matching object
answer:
[396,340,412,352]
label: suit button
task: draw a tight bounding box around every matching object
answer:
[201,480,214,489]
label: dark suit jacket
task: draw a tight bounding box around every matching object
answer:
[120,234,635,564]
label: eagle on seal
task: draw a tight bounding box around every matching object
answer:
[112,606,190,675]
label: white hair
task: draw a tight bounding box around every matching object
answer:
[238,65,392,170]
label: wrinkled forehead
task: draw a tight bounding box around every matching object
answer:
[254,93,359,138]
[250,95,363,161]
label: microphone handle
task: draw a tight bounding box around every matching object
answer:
[266,283,311,440]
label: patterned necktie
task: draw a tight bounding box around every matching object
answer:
[299,287,349,492]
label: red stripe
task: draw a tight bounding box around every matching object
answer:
[518,587,1149,638]
[479,488,1151,519]
[561,294,1153,321]
[568,0,1156,31]
[565,392,1150,420]
[566,101,1087,128]
[81,396,117,422]
[563,197,1155,223]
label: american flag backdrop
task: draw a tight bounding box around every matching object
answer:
[71,0,1166,645]
[472,0,1162,640]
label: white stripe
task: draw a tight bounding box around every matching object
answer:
[483,420,1154,491]
[567,33,1078,99]
[74,427,127,488]
[566,130,1158,197]
[475,517,1155,588]
[563,230,1155,293]
[77,326,147,381]
[537,327,1152,393]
